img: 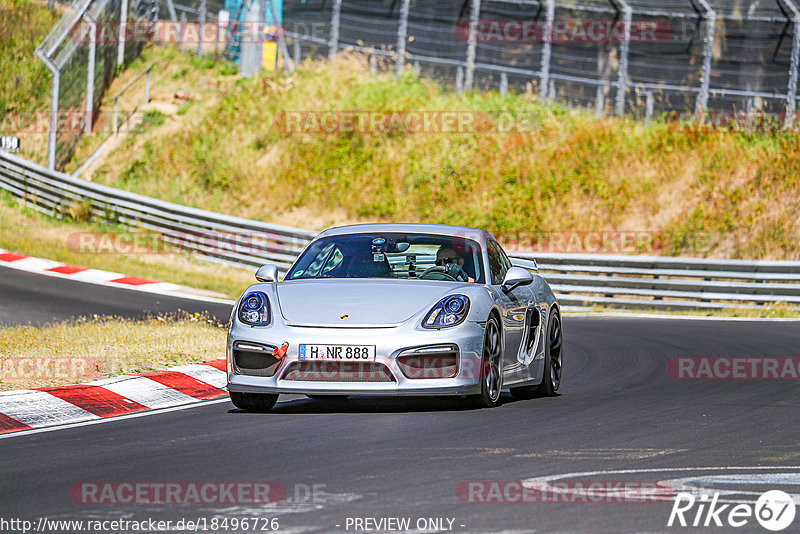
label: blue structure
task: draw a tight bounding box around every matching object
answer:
[224,0,283,62]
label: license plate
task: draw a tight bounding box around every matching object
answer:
[298,344,376,361]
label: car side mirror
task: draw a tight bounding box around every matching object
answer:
[501,266,534,292]
[255,264,279,283]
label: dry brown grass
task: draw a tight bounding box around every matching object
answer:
[0,314,226,391]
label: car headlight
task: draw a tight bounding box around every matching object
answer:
[423,295,470,328]
[238,291,271,326]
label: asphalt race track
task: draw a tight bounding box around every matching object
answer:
[0,266,232,326]
[1,272,800,533]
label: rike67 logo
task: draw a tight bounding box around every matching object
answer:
[668,490,796,531]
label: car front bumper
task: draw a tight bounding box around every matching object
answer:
[226,319,486,397]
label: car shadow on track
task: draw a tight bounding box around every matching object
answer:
[227,392,556,414]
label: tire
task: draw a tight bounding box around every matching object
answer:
[510,308,563,399]
[468,314,503,408]
[229,392,278,412]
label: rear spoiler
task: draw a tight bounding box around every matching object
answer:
[510,257,538,273]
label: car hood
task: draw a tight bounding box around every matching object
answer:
[276,279,471,327]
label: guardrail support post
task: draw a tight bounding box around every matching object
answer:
[693,0,715,117]
[539,0,555,102]
[395,0,411,75]
[645,90,653,125]
[328,0,341,58]
[464,0,481,91]
[500,72,508,96]
[610,0,631,116]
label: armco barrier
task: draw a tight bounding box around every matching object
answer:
[0,152,315,272]
[2,151,800,311]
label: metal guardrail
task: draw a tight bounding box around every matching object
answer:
[511,252,800,311]
[2,151,800,311]
[0,152,315,272]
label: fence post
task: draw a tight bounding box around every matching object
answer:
[117,0,128,68]
[113,97,120,135]
[180,12,187,50]
[778,0,800,129]
[84,14,97,135]
[539,0,555,102]
[610,0,631,116]
[293,37,300,65]
[45,59,59,170]
[595,86,604,117]
[166,0,181,41]
[464,0,481,90]
[693,0,715,116]
[197,0,207,56]
[145,67,151,104]
[328,0,341,58]
[456,66,464,92]
[500,72,508,96]
[239,0,261,77]
[395,0,411,75]
[266,0,294,74]
[645,90,653,125]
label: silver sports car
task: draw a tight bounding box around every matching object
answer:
[226,223,562,411]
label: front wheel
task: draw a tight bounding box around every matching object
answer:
[468,315,503,408]
[230,392,278,412]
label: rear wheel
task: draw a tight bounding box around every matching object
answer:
[469,315,503,408]
[230,392,278,412]
[510,308,562,399]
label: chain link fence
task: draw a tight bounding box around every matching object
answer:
[35,0,158,170]
[283,0,800,126]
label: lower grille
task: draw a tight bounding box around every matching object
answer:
[282,361,395,382]
[397,352,458,379]
[233,345,280,377]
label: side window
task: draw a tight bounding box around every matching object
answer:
[295,243,334,278]
[498,243,513,273]
[487,241,506,286]
[321,248,343,274]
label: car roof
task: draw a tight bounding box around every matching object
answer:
[315,223,491,242]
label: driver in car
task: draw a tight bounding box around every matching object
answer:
[436,246,475,283]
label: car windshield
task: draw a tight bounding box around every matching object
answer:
[286,233,484,283]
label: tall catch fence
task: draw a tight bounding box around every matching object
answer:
[283,0,800,126]
[35,0,158,170]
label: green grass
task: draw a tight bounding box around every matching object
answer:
[0,0,59,115]
[82,50,800,260]
[0,0,62,164]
